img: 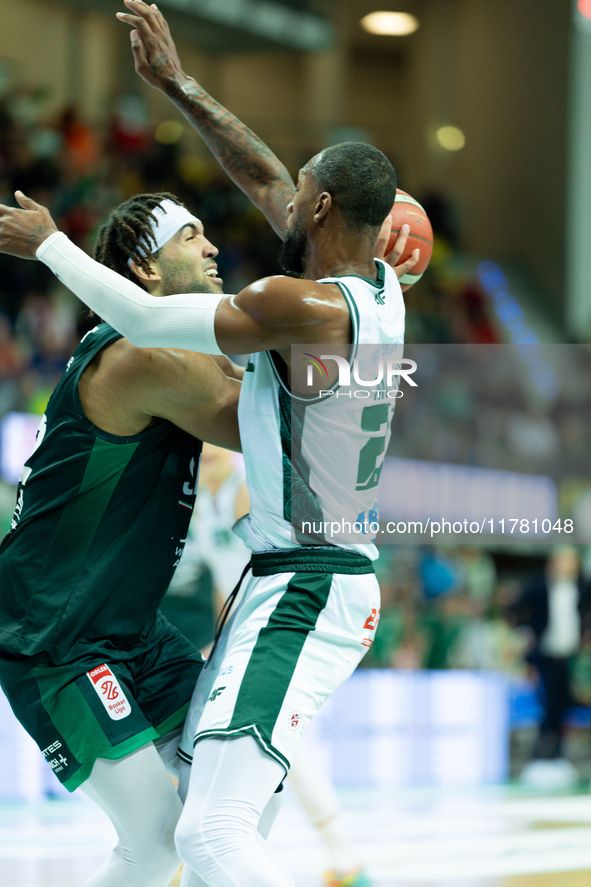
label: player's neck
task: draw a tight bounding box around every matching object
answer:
[303,225,378,281]
[305,254,379,281]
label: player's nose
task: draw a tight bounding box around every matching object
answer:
[203,238,219,258]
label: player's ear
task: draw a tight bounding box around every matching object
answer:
[313,191,332,222]
[129,258,162,286]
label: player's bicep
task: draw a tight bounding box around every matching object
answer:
[213,277,347,353]
[180,385,242,452]
[133,350,241,450]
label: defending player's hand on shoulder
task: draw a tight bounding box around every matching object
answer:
[117,0,189,92]
[0,191,58,260]
[375,215,420,283]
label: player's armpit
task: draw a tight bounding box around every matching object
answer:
[211,355,246,381]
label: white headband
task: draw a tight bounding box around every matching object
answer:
[135,199,202,260]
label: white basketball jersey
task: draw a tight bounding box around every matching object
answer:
[235,259,405,560]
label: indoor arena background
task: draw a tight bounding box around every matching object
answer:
[1,1,591,885]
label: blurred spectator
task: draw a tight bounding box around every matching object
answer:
[505,406,561,464]
[511,546,591,783]
[419,546,463,602]
[448,579,530,674]
[0,313,24,377]
[456,546,497,606]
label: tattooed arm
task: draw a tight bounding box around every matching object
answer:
[116,0,295,238]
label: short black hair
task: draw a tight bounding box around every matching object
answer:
[309,142,397,231]
[93,191,184,291]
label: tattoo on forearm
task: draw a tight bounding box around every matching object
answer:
[165,78,294,226]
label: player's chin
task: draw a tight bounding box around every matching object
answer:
[204,275,224,293]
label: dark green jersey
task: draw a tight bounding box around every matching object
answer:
[0,324,201,663]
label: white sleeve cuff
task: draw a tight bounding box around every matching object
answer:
[36,231,225,355]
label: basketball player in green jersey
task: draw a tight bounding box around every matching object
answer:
[0,4,418,886]
[0,191,249,887]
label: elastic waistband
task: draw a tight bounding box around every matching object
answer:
[251,548,374,576]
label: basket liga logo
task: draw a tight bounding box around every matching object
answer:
[303,352,417,398]
[87,664,132,721]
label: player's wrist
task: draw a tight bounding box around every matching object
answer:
[26,224,58,259]
[35,230,66,261]
[165,72,198,99]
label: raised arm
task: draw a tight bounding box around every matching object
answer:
[116,0,295,238]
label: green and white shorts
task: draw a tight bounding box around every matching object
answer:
[178,548,379,774]
[0,618,204,791]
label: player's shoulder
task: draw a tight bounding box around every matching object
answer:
[244,274,337,298]
[98,338,212,377]
[89,335,144,375]
[238,274,346,321]
[82,337,169,395]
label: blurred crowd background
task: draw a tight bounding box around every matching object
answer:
[0,0,590,784]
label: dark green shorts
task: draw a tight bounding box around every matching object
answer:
[0,623,203,792]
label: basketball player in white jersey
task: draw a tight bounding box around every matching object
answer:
[181,443,373,887]
[0,5,419,886]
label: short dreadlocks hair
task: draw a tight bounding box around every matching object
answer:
[93,192,185,291]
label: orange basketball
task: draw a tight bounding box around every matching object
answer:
[385,189,433,291]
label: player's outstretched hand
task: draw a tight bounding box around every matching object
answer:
[0,192,58,259]
[117,0,187,91]
[375,215,420,283]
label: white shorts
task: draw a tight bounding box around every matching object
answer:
[178,548,379,773]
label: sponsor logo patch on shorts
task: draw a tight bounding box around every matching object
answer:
[362,607,381,647]
[87,664,131,720]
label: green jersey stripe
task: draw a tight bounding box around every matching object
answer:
[228,571,333,739]
[195,726,290,772]
[41,437,139,582]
